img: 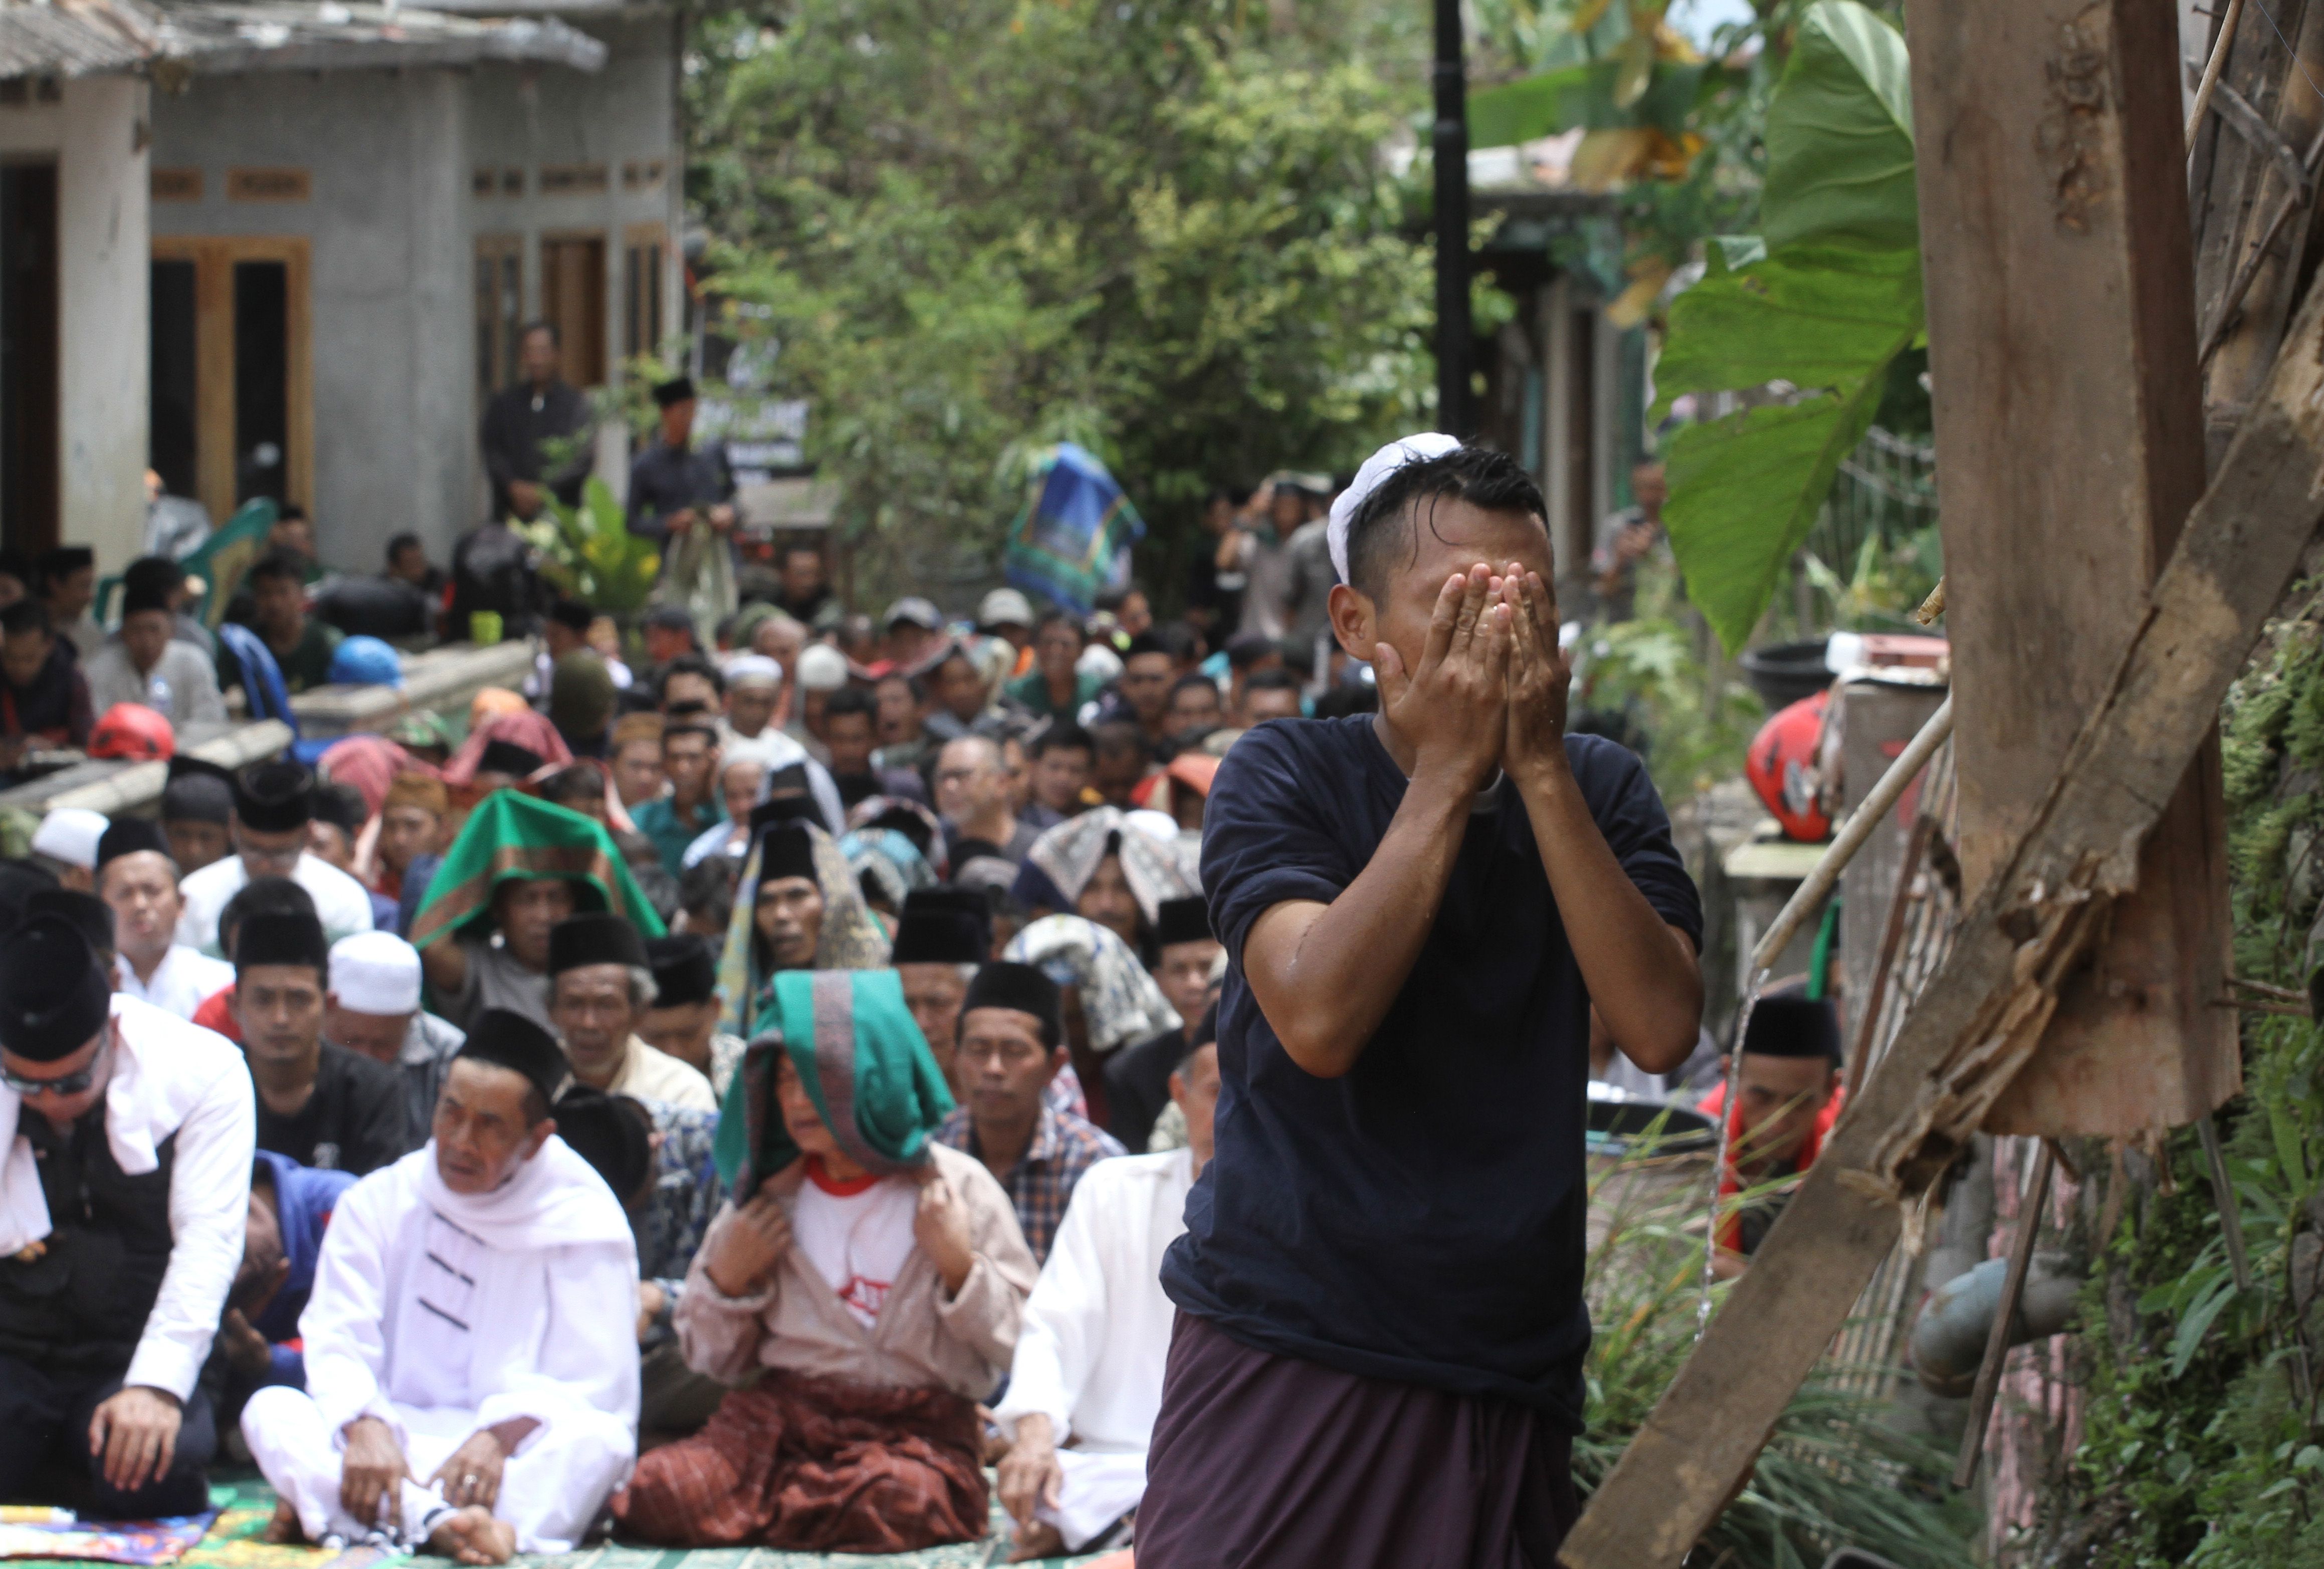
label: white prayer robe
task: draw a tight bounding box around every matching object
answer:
[992,1147,1193,1549]
[242,1138,641,1552]
[114,946,235,1022]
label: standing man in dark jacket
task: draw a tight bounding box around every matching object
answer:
[479,322,594,522]
[626,377,736,551]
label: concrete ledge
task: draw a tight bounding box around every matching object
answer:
[291,639,537,740]
[0,720,295,817]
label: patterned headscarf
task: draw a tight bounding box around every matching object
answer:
[1021,806,1198,929]
[717,819,890,1037]
[843,795,950,881]
[443,710,574,787]
[839,827,939,912]
[711,969,956,1196]
[1005,913,1181,1053]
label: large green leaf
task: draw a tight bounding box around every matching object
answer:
[1653,244,1923,415]
[1664,380,1887,654]
[1467,58,1713,147]
[1761,0,1917,252]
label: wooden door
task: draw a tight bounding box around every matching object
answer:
[0,161,58,553]
[148,237,312,526]
[540,234,606,388]
[474,233,523,407]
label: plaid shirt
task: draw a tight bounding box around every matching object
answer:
[934,1101,1124,1264]
[632,1099,723,1344]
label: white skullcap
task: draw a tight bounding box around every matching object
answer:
[725,653,783,690]
[329,930,423,1016]
[1124,808,1180,847]
[1326,432,1463,586]
[794,643,849,693]
[31,808,108,870]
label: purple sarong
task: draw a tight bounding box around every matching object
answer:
[1137,1311,1580,1568]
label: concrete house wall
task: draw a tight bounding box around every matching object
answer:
[0,77,150,569]
[149,7,682,571]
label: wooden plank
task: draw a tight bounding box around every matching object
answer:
[1910,0,2231,1139]
[1558,251,2324,1569]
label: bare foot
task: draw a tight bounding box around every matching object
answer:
[1008,1520,1066,1562]
[425,1505,517,1565]
[260,1499,305,1545]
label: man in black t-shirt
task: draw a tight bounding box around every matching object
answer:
[230,911,408,1176]
[1140,440,1705,1568]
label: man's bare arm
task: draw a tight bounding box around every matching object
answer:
[1243,566,1510,1079]
[1502,566,1702,1072]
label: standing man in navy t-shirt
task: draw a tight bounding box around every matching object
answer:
[1139,438,1705,1568]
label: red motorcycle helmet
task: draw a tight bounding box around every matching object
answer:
[1746,690,1831,841]
[89,703,176,762]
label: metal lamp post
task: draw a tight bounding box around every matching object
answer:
[1432,0,1472,437]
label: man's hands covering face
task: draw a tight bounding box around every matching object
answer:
[1499,562,1573,784]
[1373,563,1511,793]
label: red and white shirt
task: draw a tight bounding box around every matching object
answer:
[792,1159,918,1329]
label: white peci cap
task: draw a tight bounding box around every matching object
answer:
[329,930,424,1016]
[725,653,783,690]
[1326,432,1462,585]
[31,808,109,870]
[794,643,850,693]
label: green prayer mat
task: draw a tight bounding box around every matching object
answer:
[4,1472,1112,1569]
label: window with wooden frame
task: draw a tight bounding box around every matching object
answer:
[623,223,667,365]
[475,233,524,406]
[147,237,311,528]
[539,233,607,388]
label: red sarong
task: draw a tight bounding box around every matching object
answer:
[613,1371,987,1551]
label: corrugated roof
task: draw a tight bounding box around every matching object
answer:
[0,0,162,79]
[0,0,605,80]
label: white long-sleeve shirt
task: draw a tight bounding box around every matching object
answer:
[176,852,375,957]
[301,1140,640,1447]
[115,946,236,1022]
[992,1148,1192,1453]
[0,997,255,1400]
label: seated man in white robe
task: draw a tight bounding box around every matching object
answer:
[992,1028,1218,1559]
[96,818,233,1021]
[241,1009,640,1564]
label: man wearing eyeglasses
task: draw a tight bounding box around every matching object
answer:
[176,760,377,959]
[0,914,257,1520]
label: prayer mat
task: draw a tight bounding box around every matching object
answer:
[8,1471,1116,1569]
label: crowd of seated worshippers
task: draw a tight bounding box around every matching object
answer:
[6,566,1668,1561]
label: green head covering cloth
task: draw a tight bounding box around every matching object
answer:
[408,789,668,949]
[711,968,955,1197]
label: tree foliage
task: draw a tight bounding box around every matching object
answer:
[684,0,1436,601]
[1649,0,1924,652]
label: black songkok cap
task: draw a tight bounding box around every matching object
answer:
[164,756,236,826]
[1740,981,1842,1062]
[1155,894,1212,951]
[235,911,329,976]
[892,887,989,966]
[553,1085,653,1203]
[27,889,113,955]
[0,914,112,1062]
[747,795,822,840]
[645,933,718,1008]
[757,821,818,884]
[549,599,595,634]
[477,739,547,778]
[457,1008,568,1111]
[235,760,316,834]
[963,961,1062,1050]
[547,912,649,975]
[652,376,697,409]
[96,816,171,872]
[0,858,59,932]
[120,578,173,618]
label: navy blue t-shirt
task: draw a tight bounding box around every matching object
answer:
[1161,717,1702,1426]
